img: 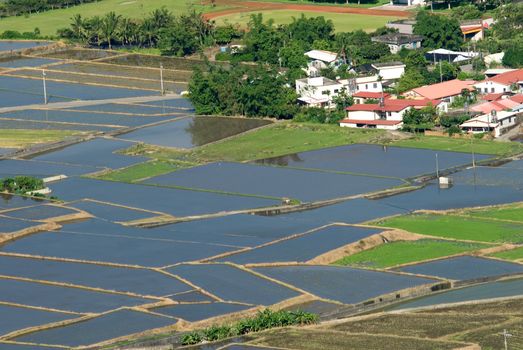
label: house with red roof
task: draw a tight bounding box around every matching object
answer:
[403,79,476,105]
[340,98,441,130]
[474,69,523,95]
[352,91,390,104]
[471,94,523,114]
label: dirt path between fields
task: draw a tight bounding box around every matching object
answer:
[204,1,412,19]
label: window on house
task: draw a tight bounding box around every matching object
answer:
[365,84,368,89]
[491,87,495,93]
[373,83,377,88]
[334,89,339,93]
[321,91,328,95]
[503,88,506,92]
[484,88,488,93]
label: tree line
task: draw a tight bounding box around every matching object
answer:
[0,0,100,17]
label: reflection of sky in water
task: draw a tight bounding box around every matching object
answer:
[121,117,271,148]
[254,144,490,179]
[390,278,523,310]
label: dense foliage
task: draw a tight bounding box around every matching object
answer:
[181,309,318,346]
[1,176,44,194]
[59,8,216,53]
[189,63,298,119]
[0,0,100,17]
[414,10,463,50]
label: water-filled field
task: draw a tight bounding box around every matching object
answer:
[119,117,272,149]
[397,256,523,281]
[144,162,404,201]
[255,144,491,179]
[0,41,52,52]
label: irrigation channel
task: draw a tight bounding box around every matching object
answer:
[0,43,522,349]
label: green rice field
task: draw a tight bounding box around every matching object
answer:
[335,239,489,268]
[375,214,523,243]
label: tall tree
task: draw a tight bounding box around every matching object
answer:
[414,10,463,50]
[101,11,121,49]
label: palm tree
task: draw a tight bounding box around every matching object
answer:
[101,11,121,50]
[70,14,85,42]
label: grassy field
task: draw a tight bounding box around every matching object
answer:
[391,136,523,156]
[375,214,523,243]
[490,247,523,261]
[0,129,81,148]
[215,10,399,32]
[248,0,391,9]
[329,313,510,339]
[0,0,227,36]
[95,159,198,182]
[466,203,523,223]
[247,328,465,350]
[334,239,489,268]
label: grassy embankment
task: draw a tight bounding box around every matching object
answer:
[215,11,399,32]
[0,0,228,36]
[0,129,82,148]
[392,136,523,157]
[335,239,488,268]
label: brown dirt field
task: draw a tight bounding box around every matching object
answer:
[204,0,412,20]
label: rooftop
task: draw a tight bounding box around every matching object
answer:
[479,69,523,86]
[353,91,391,99]
[407,79,476,100]
[372,61,406,69]
[304,50,338,63]
[372,33,424,45]
[347,98,439,112]
[340,118,402,126]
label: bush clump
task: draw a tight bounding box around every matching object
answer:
[1,176,44,194]
[181,309,318,345]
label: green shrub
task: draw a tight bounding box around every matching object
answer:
[1,176,44,194]
[182,309,318,346]
[181,331,203,345]
[202,325,236,341]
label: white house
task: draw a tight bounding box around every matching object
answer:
[474,69,523,95]
[296,76,344,108]
[338,75,383,94]
[372,62,406,81]
[371,33,423,54]
[340,98,440,130]
[460,110,519,137]
[304,50,340,77]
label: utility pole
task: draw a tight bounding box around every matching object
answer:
[500,329,512,350]
[439,61,443,83]
[471,136,476,168]
[42,69,48,104]
[160,63,164,96]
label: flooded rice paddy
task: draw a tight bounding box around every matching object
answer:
[0,48,522,348]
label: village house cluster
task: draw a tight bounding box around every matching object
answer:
[295,47,523,138]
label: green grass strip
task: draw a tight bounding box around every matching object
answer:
[334,239,489,269]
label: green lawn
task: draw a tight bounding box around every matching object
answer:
[465,204,523,223]
[0,0,227,36]
[0,129,82,148]
[249,0,391,9]
[391,136,523,156]
[334,239,489,268]
[375,214,523,243]
[490,247,523,261]
[215,10,399,32]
